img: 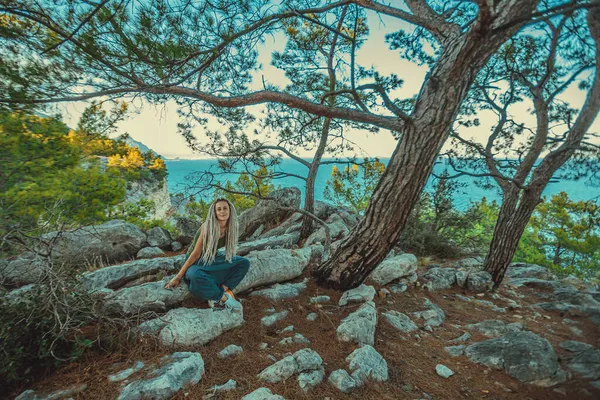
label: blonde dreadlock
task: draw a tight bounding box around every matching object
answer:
[199,198,239,265]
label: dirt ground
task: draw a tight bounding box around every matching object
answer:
[9,268,600,400]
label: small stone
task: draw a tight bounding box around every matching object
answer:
[449,332,471,343]
[259,343,269,350]
[108,361,145,382]
[241,387,285,400]
[278,325,294,334]
[570,326,583,337]
[306,312,318,321]
[218,344,243,359]
[338,284,376,306]
[402,383,413,392]
[328,369,359,393]
[445,345,466,357]
[171,241,183,252]
[436,364,455,378]
[309,295,330,304]
[261,310,289,327]
[389,283,408,293]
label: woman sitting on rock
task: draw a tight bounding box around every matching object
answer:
[165,198,249,312]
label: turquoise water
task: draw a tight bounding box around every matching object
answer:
[165,158,599,211]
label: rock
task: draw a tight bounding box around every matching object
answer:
[305,214,350,246]
[257,348,323,383]
[338,284,376,306]
[40,220,147,266]
[449,332,471,343]
[139,307,243,346]
[346,345,389,384]
[104,275,191,315]
[259,343,268,350]
[16,385,87,400]
[306,313,317,321]
[238,187,301,240]
[175,217,201,245]
[413,299,445,327]
[278,325,294,334]
[118,352,204,400]
[218,344,243,359]
[445,345,466,357]
[466,320,523,338]
[507,263,554,280]
[423,267,457,291]
[328,369,360,393]
[567,349,600,379]
[368,253,418,285]
[279,333,310,346]
[310,295,330,304]
[171,241,183,252]
[0,253,48,284]
[467,271,493,292]
[146,227,172,249]
[82,255,185,291]
[108,361,145,382]
[235,246,323,294]
[261,311,289,327]
[237,233,300,256]
[298,368,325,392]
[436,364,455,378]
[465,331,564,385]
[336,301,377,346]
[241,387,285,400]
[453,257,484,270]
[382,310,418,333]
[137,246,166,259]
[508,278,562,290]
[250,279,307,301]
[389,283,408,293]
[456,270,470,288]
[207,379,237,394]
[559,340,593,353]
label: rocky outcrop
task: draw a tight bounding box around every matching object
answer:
[175,217,201,246]
[465,331,565,386]
[39,220,147,266]
[139,307,244,346]
[238,188,301,240]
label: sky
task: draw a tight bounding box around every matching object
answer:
[59,9,599,160]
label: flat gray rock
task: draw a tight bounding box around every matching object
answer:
[257,348,323,383]
[413,299,445,327]
[567,349,600,379]
[16,385,87,400]
[146,227,172,249]
[250,279,307,301]
[137,247,165,259]
[346,345,389,384]
[368,253,417,285]
[449,332,471,343]
[261,310,289,327]
[338,284,376,306]
[139,307,243,347]
[337,301,377,345]
[118,352,204,400]
[466,320,523,338]
[237,232,300,256]
[382,310,418,333]
[241,387,285,400]
[298,368,325,392]
[507,263,554,280]
[309,295,330,304]
[465,331,564,385]
[559,340,593,353]
[108,361,145,382]
[278,333,310,346]
[305,214,350,246]
[467,271,493,292]
[445,345,466,357]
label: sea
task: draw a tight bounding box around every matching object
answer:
[165,158,600,211]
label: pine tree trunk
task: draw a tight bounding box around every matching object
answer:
[483,190,541,287]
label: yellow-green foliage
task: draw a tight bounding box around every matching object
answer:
[216,166,276,212]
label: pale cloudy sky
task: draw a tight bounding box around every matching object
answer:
[60,10,598,159]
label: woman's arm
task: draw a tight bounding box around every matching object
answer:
[165,224,204,289]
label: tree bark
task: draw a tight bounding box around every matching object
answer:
[313,2,539,290]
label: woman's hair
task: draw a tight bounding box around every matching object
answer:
[200,197,239,265]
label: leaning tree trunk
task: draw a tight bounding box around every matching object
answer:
[483,189,541,287]
[300,117,332,240]
[313,3,538,290]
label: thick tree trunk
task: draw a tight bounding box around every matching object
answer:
[313,3,539,290]
[483,190,541,287]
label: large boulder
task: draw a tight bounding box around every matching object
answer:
[467,271,493,292]
[336,301,377,346]
[346,345,389,384]
[368,253,418,285]
[175,217,201,246]
[339,284,376,306]
[0,252,48,284]
[234,246,322,294]
[237,232,300,256]
[38,220,147,266]
[238,187,301,240]
[139,307,244,347]
[506,263,554,280]
[567,348,600,379]
[465,331,564,386]
[146,227,172,249]
[104,276,191,315]
[81,254,185,291]
[118,352,204,400]
[305,214,350,246]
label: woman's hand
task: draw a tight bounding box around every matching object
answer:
[165,276,182,290]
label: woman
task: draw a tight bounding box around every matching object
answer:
[165,198,249,312]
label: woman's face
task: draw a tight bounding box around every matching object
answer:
[215,200,230,223]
